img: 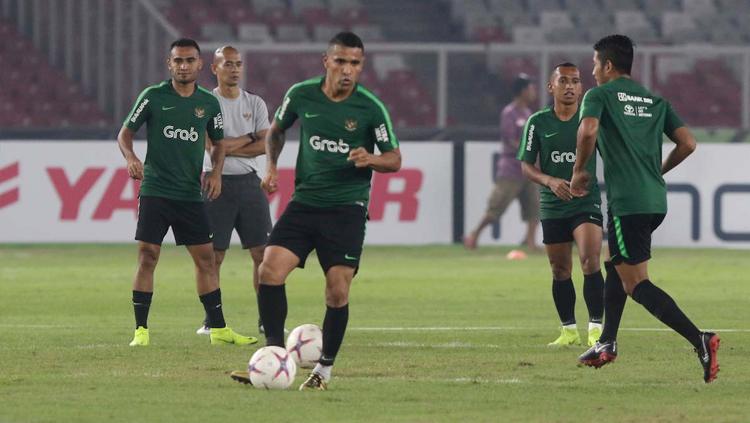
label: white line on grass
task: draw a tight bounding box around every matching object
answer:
[349,326,750,333]
[2,324,749,333]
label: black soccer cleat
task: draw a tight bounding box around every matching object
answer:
[696,332,720,383]
[230,370,253,385]
[578,340,617,369]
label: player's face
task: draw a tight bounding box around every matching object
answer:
[549,66,582,106]
[212,50,242,87]
[323,45,364,92]
[168,46,202,85]
[592,51,609,86]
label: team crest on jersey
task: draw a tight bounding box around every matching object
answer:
[194,107,205,118]
[344,119,358,132]
[243,112,252,121]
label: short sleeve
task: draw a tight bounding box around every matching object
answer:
[253,96,271,132]
[273,85,299,130]
[206,100,224,141]
[370,102,398,153]
[516,115,539,163]
[580,87,604,120]
[124,88,152,131]
[663,101,685,136]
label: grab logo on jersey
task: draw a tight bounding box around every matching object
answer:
[163,125,199,142]
[309,136,350,153]
[551,150,576,163]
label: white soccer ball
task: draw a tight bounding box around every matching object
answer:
[286,324,323,369]
[248,346,297,390]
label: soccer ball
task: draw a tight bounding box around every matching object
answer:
[286,324,323,369]
[248,346,297,390]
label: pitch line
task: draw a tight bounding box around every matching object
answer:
[349,326,750,333]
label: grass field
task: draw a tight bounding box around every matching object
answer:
[1,244,748,423]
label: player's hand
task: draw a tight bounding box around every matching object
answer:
[126,157,144,180]
[548,177,573,201]
[347,147,372,168]
[261,168,278,194]
[569,170,590,197]
[203,172,222,201]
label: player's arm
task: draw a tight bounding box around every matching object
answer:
[117,126,143,180]
[203,136,225,200]
[261,121,285,193]
[662,127,696,175]
[661,103,695,175]
[348,147,401,173]
[225,129,268,158]
[570,116,598,196]
[521,162,572,201]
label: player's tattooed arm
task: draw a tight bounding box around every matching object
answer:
[261,121,285,193]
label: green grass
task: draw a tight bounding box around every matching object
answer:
[1,245,748,423]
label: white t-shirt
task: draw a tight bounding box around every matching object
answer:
[203,88,271,174]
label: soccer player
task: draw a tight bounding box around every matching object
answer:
[464,74,540,251]
[230,32,401,390]
[117,38,256,347]
[571,35,719,383]
[196,45,273,336]
[517,63,604,347]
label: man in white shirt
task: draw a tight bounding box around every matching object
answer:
[198,45,272,335]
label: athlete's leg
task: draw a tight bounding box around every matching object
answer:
[249,245,265,331]
[257,246,299,346]
[132,241,161,329]
[198,249,228,330]
[545,242,575,324]
[617,260,702,348]
[573,222,604,325]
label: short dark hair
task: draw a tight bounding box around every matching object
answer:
[593,34,634,74]
[553,62,577,72]
[329,31,364,52]
[512,73,533,97]
[170,38,201,54]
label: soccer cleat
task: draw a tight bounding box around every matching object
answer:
[209,327,258,346]
[196,324,210,335]
[578,340,617,368]
[229,370,252,385]
[696,332,720,383]
[587,324,602,347]
[129,326,149,346]
[299,372,328,391]
[548,326,581,346]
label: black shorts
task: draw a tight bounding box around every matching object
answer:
[541,213,603,244]
[135,195,212,246]
[268,201,367,273]
[205,172,272,250]
[607,213,665,265]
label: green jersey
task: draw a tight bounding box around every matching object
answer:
[580,77,684,216]
[517,107,601,220]
[274,76,399,207]
[124,79,224,202]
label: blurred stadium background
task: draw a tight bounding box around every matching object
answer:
[0,0,748,248]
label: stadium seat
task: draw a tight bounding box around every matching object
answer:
[275,24,310,42]
[201,23,235,40]
[237,23,273,42]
